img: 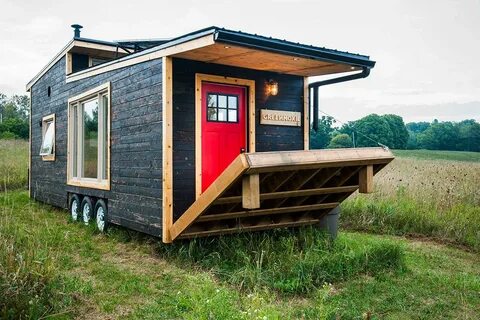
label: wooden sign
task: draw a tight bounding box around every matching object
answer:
[260,109,301,127]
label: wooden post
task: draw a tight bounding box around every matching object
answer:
[162,56,173,243]
[359,165,373,193]
[242,174,260,209]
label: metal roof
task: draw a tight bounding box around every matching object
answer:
[27,26,375,90]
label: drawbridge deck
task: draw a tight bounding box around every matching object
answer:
[169,148,394,241]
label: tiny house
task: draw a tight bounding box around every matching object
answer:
[27,25,393,243]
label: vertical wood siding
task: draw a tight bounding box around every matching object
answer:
[172,58,305,219]
[30,56,163,236]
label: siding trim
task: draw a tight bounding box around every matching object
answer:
[194,73,256,199]
[162,56,174,243]
[28,90,32,197]
[303,77,310,150]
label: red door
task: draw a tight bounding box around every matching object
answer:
[201,82,246,192]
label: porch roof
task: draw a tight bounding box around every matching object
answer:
[172,27,375,77]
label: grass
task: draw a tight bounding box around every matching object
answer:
[1,140,480,318]
[1,191,479,319]
[0,139,28,191]
[393,149,480,162]
[159,228,404,294]
[341,152,480,250]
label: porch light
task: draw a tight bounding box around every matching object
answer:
[267,79,278,96]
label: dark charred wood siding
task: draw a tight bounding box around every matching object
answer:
[30,57,163,236]
[172,58,305,219]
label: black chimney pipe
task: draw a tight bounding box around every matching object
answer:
[71,24,83,38]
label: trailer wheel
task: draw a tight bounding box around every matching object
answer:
[94,199,108,232]
[69,194,82,222]
[81,196,94,225]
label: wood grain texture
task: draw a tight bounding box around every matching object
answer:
[242,174,260,209]
[359,164,374,193]
[162,56,173,243]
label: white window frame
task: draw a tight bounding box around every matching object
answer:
[67,82,111,190]
[40,114,55,161]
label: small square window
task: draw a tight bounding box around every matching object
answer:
[218,109,227,121]
[39,114,55,161]
[228,96,237,109]
[206,93,239,123]
[208,108,217,121]
[218,95,227,108]
[228,110,237,122]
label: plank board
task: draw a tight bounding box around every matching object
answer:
[168,147,394,242]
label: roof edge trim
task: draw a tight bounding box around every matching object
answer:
[214,29,375,68]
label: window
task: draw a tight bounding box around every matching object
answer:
[89,57,109,67]
[67,83,110,190]
[206,93,238,123]
[40,114,55,161]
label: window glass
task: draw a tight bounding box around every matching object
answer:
[206,93,239,123]
[218,109,227,121]
[218,95,227,108]
[39,121,54,155]
[68,85,110,188]
[83,99,99,179]
[208,108,217,121]
[228,96,237,109]
[72,105,78,176]
[228,110,237,122]
[101,95,108,180]
[207,94,217,108]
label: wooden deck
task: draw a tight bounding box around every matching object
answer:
[168,148,394,241]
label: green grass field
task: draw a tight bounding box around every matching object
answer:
[343,149,480,250]
[393,149,480,162]
[0,139,28,191]
[1,140,480,319]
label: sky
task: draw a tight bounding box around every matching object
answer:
[0,0,479,123]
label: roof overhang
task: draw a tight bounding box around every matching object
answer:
[27,26,376,90]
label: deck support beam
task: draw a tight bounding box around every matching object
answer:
[359,165,373,193]
[242,174,260,209]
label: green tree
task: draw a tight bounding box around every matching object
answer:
[328,133,353,148]
[456,120,480,152]
[382,114,409,149]
[0,93,30,139]
[406,122,430,133]
[417,121,459,150]
[309,116,335,149]
[349,114,393,147]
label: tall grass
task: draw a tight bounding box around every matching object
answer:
[158,228,404,294]
[342,156,480,250]
[0,192,71,319]
[0,139,28,191]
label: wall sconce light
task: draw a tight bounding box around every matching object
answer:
[267,79,278,96]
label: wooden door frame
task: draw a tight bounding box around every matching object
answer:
[195,73,256,199]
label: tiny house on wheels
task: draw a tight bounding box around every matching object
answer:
[27,25,394,243]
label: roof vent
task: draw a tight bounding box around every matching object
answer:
[71,24,83,38]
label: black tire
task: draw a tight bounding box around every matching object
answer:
[69,194,82,222]
[80,196,94,225]
[94,199,108,232]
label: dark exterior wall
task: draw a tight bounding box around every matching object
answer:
[30,57,163,236]
[172,58,305,218]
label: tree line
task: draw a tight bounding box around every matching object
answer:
[0,93,29,139]
[1,92,479,152]
[310,114,480,152]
